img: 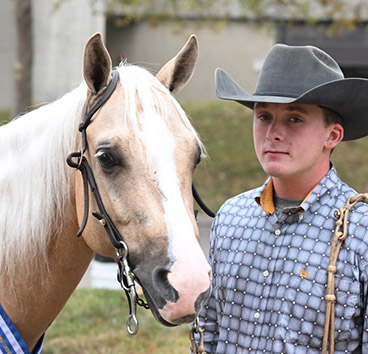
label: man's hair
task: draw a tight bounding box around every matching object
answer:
[322,107,343,127]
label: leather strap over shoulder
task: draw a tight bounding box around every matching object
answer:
[322,193,368,354]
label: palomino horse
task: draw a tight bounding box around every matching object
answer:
[0,33,211,352]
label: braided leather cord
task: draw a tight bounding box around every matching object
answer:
[322,193,368,354]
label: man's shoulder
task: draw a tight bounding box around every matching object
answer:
[331,177,368,245]
[332,176,368,213]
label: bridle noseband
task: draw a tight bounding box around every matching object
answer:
[66,69,214,335]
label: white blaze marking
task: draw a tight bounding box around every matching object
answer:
[138,109,198,260]
[138,98,210,322]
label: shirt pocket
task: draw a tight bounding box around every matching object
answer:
[279,276,360,348]
[333,278,361,337]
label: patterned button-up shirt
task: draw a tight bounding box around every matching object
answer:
[195,166,368,354]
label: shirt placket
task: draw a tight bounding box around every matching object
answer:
[253,210,302,332]
[248,212,281,331]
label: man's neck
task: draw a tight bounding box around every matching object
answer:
[272,164,330,200]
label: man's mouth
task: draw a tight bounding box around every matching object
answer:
[265,150,288,156]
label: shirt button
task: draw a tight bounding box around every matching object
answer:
[275,229,281,236]
[263,270,269,277]
[299,214,303,221]
[254,312,260,319]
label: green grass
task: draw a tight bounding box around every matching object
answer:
[185,101,267,212]
[0,110,10,126]
[43,289,191,354]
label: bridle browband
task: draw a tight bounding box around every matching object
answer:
[66,69,214,335]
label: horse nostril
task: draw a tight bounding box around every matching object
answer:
[153,267,178,303]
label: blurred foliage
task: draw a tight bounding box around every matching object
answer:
[0,110,10,126]
[107,0,368,31]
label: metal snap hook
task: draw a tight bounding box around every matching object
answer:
[115,240,141,335]
[126,313,139,335]
[190,317,207,354]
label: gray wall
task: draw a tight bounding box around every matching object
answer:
[106,20,275,101]
[0,0,17,112]
[0,0,275,113]
[0,0,106,114]
[32,0,106,103]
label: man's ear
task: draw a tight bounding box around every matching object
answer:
[325,123,344,150]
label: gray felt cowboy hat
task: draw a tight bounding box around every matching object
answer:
[215,43,368,141]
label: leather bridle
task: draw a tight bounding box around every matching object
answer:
[66,69,214,335]
[67,70,124,248]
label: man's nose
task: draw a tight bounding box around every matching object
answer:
[266,121,283,141]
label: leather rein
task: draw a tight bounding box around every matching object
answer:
[66,70,215,335]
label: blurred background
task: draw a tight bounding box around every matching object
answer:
[2,0,368,117]
[2,1,368,352]
[2,0,368,209]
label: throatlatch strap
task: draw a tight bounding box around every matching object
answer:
[192,184,215,218]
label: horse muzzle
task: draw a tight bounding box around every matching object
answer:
[134,257,212,326]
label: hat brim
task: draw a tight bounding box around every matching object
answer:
[215,67,368,141]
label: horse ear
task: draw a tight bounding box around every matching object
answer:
[156,34,198,94]
[83,33,112,95]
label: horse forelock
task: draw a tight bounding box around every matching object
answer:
[0,83,87,290]
[115,63,206,159]
[115,64,206,252]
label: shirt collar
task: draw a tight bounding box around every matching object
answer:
[255,178,275,214]
[255,164,340,214]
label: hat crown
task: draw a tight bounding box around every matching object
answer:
[254,44,344,98]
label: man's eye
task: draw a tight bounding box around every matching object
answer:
[258,114,271,121]
[290,117,302,123]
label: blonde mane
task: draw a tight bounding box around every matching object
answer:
[0,84,86,282]
[0,63,204,288]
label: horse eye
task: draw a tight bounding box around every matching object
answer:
[96,151,116,170]
[195,153,201,167]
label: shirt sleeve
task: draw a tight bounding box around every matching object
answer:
[190,220,220,354]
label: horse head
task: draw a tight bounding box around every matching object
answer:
[75,33,212,327]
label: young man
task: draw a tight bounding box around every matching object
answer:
[194,44,368,353]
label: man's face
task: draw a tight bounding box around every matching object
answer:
[253,103,342,183]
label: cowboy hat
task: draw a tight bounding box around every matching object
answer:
[215,43,368,141]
